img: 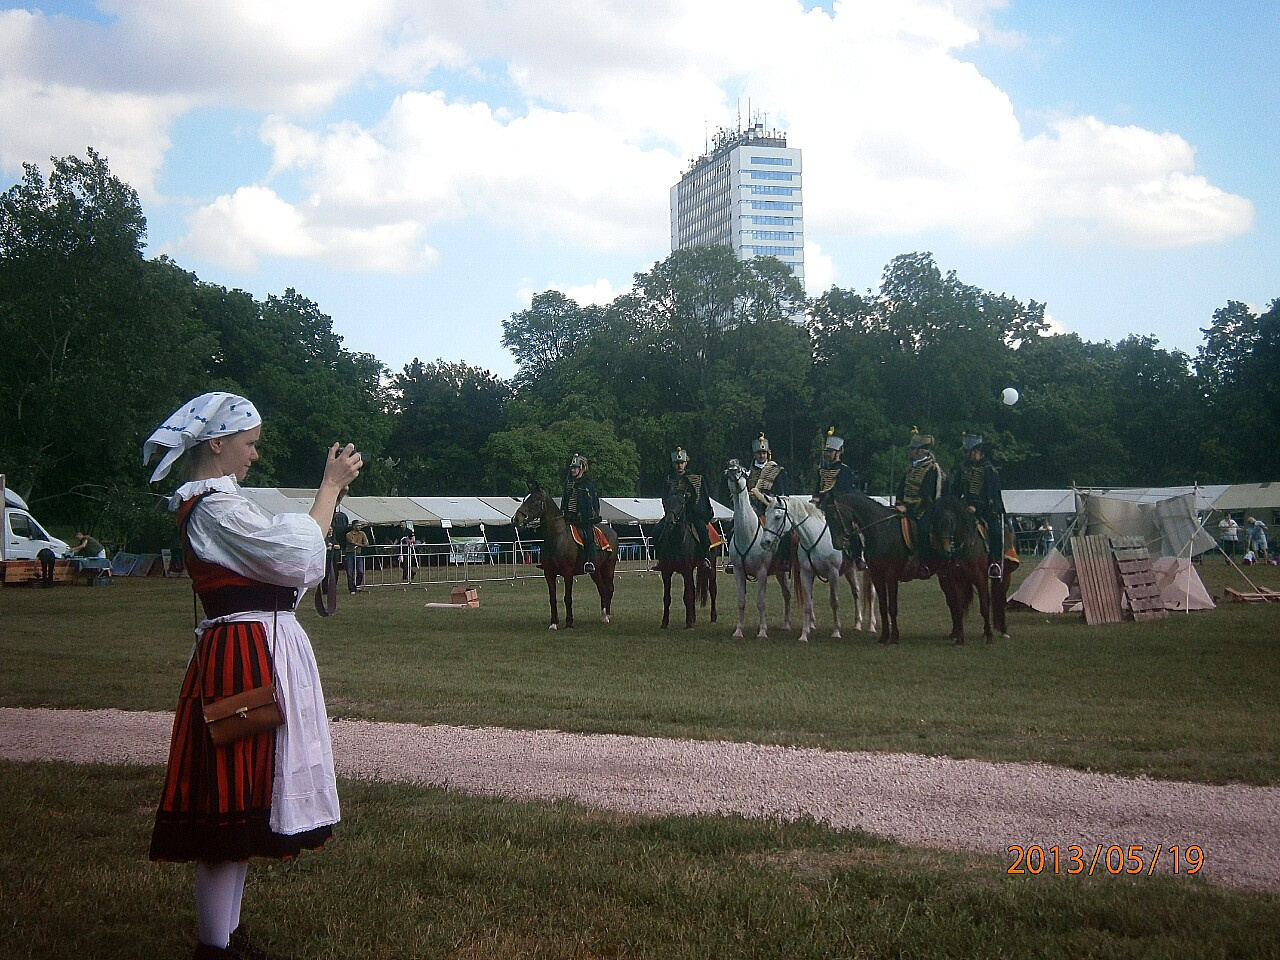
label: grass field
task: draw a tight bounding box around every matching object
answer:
[2,560,1279,958]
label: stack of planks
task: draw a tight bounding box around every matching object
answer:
[1072,534,1126,625]
[1071,534,1168,624]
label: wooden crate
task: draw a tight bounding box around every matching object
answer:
[450,585,480,607]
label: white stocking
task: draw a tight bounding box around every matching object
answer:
[195,861,248,948]
[229,861,249,932]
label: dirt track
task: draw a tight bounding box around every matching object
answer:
[2,706,1277,892]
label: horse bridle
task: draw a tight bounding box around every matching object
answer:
[766,499,835,568]
[725,464,766,561]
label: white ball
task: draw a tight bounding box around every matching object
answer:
[1001,387,1020,406]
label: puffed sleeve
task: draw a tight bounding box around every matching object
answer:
[185,491,328,588]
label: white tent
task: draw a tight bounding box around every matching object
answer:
[1009,489,1215,614]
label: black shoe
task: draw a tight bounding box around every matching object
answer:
[724,562,734,574]
[193,943,233,959]
[230,925,291,960]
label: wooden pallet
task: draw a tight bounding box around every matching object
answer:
[1110,536,1168,621]
[1072,534,1126,625]
[1223,586,1280,603]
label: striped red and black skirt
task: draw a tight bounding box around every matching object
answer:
[149,619,331,862]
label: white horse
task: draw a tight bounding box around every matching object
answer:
[723,459,793,639]
[761,496,877,643]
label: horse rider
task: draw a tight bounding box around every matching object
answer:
[952,432,1007,578]
[811,426,863,565]
[895,428,945,576]
[746,432,791,572]
[747,432,789,511]
[561,452,601,572]
[657,446,713,569]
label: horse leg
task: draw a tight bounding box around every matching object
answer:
[886,578,900,645]
[994,571,1010,639]
[683,568,697,629]
[660,568,672,629]
[976,568,994,644]
[733,569,748,639]
[775,571,793,631]
[828,569,841,641]
[702,564,718,624]
[597,559,614,623]
[862,569,878,635]
[545,572,560,630]
[564,573,575,628]
[755,572,769,640]
[797,567,816,642]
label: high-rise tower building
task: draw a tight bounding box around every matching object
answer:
[669,118,804,284]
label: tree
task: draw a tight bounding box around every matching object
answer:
[386,358,512,493]
[0,150,211,513]
[1196,299,1280,479]
[481,418,639,496]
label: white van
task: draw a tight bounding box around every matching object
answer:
[2,485,71,561]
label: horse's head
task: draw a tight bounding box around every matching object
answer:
[513,485,549,528]
[724,459,748,495]
[760,498,792,550]
[661,489,688,524]
[930,496,970,556]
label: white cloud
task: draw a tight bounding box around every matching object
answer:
[0,0,1253,275]
[803,240,836,296]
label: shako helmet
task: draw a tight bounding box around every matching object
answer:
[908,427,934,451]
[751,432,770,456]
[671,446,690,464]
[961,432,984,452]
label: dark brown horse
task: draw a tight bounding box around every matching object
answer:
[828,491,919,645]
[513,484,618,630]
[654,490,717,629]
[929,495,1000,645]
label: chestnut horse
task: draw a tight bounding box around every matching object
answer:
[930,496,1014,644]
[513,484,617,630]
[653,489,717,629]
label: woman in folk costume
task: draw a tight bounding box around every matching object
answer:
[144,392,362,960]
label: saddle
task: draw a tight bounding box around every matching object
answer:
[569,525,613,552]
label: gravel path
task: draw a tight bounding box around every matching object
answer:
[3,707,1277,892]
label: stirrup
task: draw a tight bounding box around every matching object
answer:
[584,561,596,573]
[988,562,1003,578]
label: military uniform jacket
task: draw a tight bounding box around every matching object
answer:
[897,455,945,519]
[748,460,789,505]
[665,470,713,526]
[952,457,1005,522]
[561,476,600,525]
[813,461,857,503]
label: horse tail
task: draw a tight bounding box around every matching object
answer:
[792,554,804,605]
[697,561,711,607]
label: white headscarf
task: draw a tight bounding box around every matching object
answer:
[143,392,262,483]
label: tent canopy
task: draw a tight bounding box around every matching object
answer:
[241,488,730,527]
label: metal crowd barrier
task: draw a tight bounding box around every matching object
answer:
[339,538,661,589]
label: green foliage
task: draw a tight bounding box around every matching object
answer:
[482,417,639,495]
[0,152,213,512]
[1196,299,1280,479]
[384,358,511,494]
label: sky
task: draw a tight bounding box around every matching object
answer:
[1,0,1275,381]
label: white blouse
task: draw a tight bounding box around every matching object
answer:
[170,476,327,588]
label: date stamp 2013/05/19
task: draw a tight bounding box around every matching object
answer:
[1007,844,1204,877]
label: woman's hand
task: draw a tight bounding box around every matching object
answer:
[322,443,363,491]
[310,444,363,530]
